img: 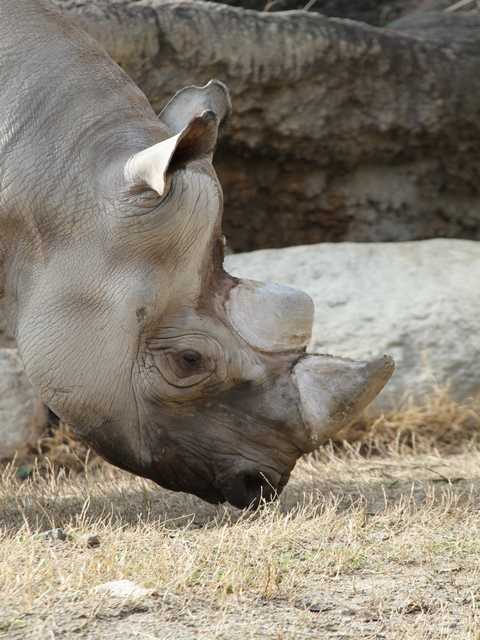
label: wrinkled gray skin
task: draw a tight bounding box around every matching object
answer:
[0,0,394,508]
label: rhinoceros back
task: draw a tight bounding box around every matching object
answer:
[0,0,157,238]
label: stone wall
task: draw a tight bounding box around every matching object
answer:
[53,1,480,251]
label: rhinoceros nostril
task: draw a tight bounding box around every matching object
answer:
[244,471,269,500]
[223,469,280,509]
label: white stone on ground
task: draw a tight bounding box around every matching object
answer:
[94,580,153,599]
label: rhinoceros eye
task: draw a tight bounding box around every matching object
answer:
[147,335,226,389]
[173,349,205,378]
[178,350,203,372]
[164,349,212,386]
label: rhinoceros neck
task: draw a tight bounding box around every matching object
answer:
[0,0,165,327]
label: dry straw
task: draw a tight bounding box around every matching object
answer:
[445,0,479,12]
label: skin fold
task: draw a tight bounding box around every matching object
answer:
[0,0,394,508]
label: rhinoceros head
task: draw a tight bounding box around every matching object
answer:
[18,81,393,508]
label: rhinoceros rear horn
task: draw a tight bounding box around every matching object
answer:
[124,109,219,196]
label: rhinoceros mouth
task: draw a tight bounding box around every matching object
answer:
[194,486,226,505]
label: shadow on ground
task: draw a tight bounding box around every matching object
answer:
[2,462,479,534]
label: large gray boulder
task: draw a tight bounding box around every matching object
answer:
[226,239,480,409]
[52,1,480,252]
[0,350,47,459]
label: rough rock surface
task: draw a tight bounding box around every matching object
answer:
[389,11,480,54]
[205,0,451,26]
[50,1,480,251]
[0,349,47,459]
[226,239,480,409]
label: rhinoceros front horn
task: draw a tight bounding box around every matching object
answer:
[293,354,395,447]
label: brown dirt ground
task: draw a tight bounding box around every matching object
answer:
[1,441,480,640]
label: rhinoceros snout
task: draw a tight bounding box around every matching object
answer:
[293,353,395,447]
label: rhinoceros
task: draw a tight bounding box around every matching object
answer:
[0,0,394,508]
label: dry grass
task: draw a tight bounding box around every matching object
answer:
[445,0,479,13]
[338,386,480,455]
[1,449,480,639]
[2,389,480,639]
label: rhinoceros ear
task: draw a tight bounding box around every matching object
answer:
[124,110,218,196]
[159,79,231,138]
